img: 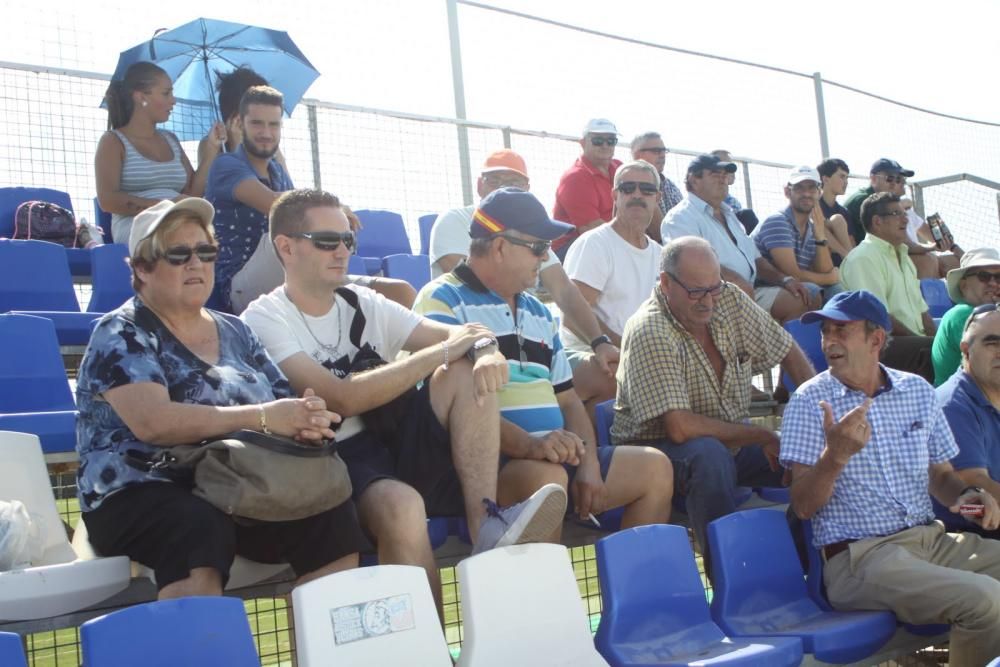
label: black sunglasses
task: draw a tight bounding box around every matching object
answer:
[289,231,356,252]
[617,181,658,195]
[161,243,218,266]
[590,136,618,147]
[968,271,1000,285]
[882,174,907,184]
[667,271,727,300]
[638,147,668,155]
[496,234,550,257]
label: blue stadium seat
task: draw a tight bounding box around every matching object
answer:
[0,240,101,345]
[354,209,412,258]
[0,632,27,667]
[921,278,953,318]
[595,398,614,448]
[88,244,133,312]
[383,253,431,291]
[418,213,437,255]
[801,519,949,639]
[0,314,78,454]
[81,597,259,666]
[782,319,825,392]
[348,253,367,276]
[595,525,803,666]
[0,187,92,277]
[93,196,114,244]
[708,509,897,664]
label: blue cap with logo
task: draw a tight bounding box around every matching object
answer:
[801,290,892,331]
[470,187,574,241]
[687,154,737,174]
[870,158,914,177]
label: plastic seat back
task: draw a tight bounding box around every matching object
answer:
[382,253,431,291]
[0,240,80,312]
[88,244,133,312]
[457,543,608,666]
[782,320,825,392]
[354,209,412,257]
[0,632,28,667]
[921,278,953,318]
[594,398,614,448]
[596,525,727,661]
[93,197,113,244]
[0,431,76,564]
[81,597,259,666]
[0,187,74,238]
[0,314,75,413]
[708,509,820,635]
[418,213,436,255]
[293,564,451,667]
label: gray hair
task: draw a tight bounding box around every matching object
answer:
[660,236,716,274]
[614,160,660,188]
[630,131,662,153]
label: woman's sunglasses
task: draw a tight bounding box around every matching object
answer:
[161,243,219,266]
[288,231,357,252]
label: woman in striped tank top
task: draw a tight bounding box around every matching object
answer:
[96,62,227,245]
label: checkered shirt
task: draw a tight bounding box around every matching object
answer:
[612,284,792,444]
[659,175,684,214]
[780,367,959,547]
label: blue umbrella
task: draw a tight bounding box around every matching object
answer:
[109,17,319,140]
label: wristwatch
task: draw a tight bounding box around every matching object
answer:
[466,336,498,361]
[960,485,985,498]
[590,334,613,352]
[814,239,829,247]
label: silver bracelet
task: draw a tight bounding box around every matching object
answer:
[442,340,450,370]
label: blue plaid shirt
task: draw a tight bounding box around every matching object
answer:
[780,366,958,547]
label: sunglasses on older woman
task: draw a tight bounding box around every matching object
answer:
[161,243,219,266]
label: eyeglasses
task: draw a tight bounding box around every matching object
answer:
[496,234,550,257]
[963,302,1000,333]
[590,136,618,147]
[288,231,356,252]
[483,175,529,190]
[882,174,907,184]
[637,147,668,155]
[161,243,219,266]
[617,181,659,195]
[878,210,908,219]
[667,271,727,300]
[968,271,1000,285]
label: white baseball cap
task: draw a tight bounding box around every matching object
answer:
[787,165,821,185]
[582,118,619,138]
[129,198,215,257]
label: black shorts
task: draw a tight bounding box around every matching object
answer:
[337,381,465,517]
[82,482,367,590]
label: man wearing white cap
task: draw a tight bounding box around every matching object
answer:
[552,118,622,260]
[932,248,1000,385]
[751,166,841,302]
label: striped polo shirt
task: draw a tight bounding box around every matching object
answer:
[413,263,573,435]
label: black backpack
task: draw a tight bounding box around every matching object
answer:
[13,201,80,248]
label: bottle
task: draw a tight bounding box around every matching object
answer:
[939,219,956,250]
[927,213,945,250]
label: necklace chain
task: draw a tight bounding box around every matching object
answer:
[288,289,342,357]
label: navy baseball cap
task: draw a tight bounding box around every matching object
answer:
[470,187,574,241]
[687,154,737,174]
[870,158,914,177]
[801,290,892,331]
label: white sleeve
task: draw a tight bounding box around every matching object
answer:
[661,206,702,243]
[429,208,473,266]
[360,287,423,357]
[564,229,611,291]
[241,296,305,365]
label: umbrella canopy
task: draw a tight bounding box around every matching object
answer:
[109,17,319,140]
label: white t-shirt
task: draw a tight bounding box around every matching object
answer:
[429,205,559,279]
[241,284,423,440]
[561,223,662,350]
[905,209,925,245]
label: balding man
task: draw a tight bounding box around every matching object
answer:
[614,236,815,567]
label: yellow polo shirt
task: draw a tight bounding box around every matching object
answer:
[841,234,928,335]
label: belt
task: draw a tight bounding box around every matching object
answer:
[822,539,855,561]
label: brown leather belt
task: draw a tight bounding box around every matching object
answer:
[822,539,855,561]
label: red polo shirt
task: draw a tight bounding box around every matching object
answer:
[552,155,621,251]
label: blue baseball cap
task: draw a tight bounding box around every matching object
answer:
[870,158,914,177]
[687,154,737,174]
[801,290,892,331]
[470,187,574,241]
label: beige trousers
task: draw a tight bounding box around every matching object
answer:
[824,521,1000,667]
